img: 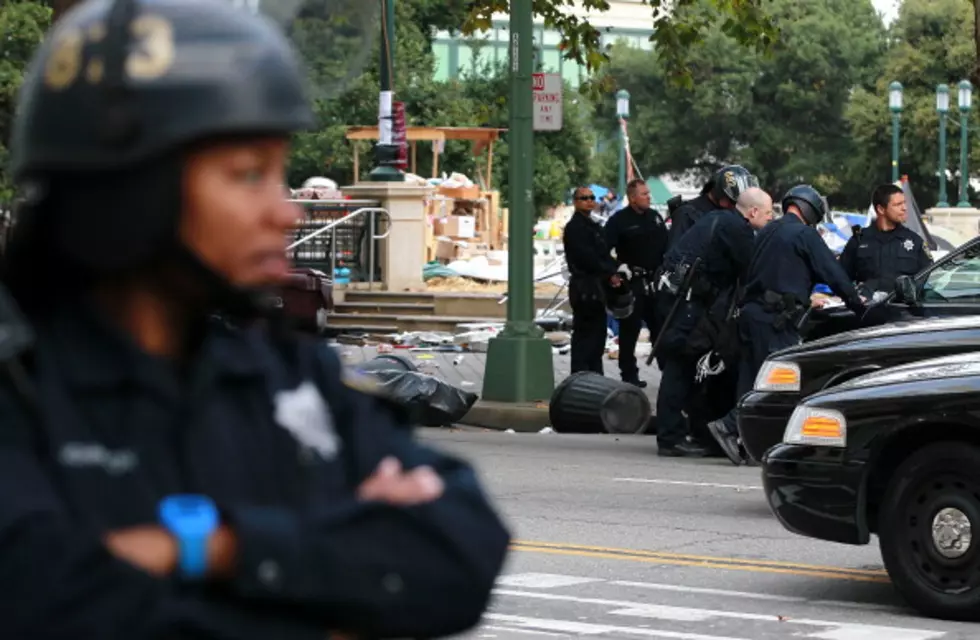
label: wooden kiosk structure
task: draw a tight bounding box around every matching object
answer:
[345,126,509,260]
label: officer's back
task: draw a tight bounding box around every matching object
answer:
[0,1,510,638]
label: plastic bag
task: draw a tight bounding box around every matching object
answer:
[362,369,479,427]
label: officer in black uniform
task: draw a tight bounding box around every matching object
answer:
[667,165,756,249]
[651,173,767,458]
[563,186,620,374]
[604,179,668,387]
[707,185,866,465]
[0,1,510,637]
[839,183,933,299]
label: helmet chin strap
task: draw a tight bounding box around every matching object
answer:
[169,244,279,322]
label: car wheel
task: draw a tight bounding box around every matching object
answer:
[878,441,980,621]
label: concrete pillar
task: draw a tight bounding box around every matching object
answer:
[341,182,432,291]
[925,207,980,238]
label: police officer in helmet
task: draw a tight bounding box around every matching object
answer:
[667,165,757,249]
[651,167,764,458]
[0,0,510,637]
[707,185,866,465]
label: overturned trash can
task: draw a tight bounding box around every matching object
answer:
[549,372,651,434]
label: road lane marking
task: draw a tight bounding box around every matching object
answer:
[511,541,889,582]
[480,624,567,637]
[491,591,946,640]
[610,580,897,613]
[499,573,605,588]
[485,614,750,640]
[612,478,763,491]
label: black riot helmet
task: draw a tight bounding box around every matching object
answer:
[5,0,315,313]
[781,185,827,226]
[711,165,759,206]
[605,280,634,320]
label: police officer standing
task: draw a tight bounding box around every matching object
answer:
[652,174,767,458]
[563,186,621,374]
[707,185,866,465]
[667,165,751,249]
[604,179,669,387]
[0,1,510,637]
[839,183,933,299]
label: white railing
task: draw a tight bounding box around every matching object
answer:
[287,203,391,290]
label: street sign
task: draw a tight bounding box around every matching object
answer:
[532,73,563,131]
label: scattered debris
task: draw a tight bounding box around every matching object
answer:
[539,427,555,434]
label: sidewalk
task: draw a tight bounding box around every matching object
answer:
[335,343,662,432]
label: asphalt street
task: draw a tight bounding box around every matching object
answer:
[418,428,979,640]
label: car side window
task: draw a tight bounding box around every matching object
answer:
[922,244,980,302]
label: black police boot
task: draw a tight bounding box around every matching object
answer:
[657,440,709,458]
[624,378,648,388]
[707,420,743,466]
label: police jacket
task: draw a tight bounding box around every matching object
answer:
[0,299,510,639]
[666,193,717,249]
[742,215,862,312]
[562,212,618,278]
[839,223,933,294]
[663,208,754,292]
[604,205,668,273]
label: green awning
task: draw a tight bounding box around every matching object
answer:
[646,177,674,206]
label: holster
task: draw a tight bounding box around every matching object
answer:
[762,290,804,330]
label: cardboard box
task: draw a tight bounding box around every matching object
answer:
[443,215,476,239]
[438,185,481,200]
[435,237,460,260]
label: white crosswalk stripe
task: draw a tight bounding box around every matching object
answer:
[468,572,952,640]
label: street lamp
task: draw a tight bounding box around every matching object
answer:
[616,89,630,202]
[958,79,973,207]
[889,81,902,182]
[368,0,404,182]
[937,84,950,207]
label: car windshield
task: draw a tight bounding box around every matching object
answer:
[921,242,980,302]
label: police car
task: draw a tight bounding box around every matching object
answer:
[762,350,980,621]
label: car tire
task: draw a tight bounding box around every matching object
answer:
[878,441,980,621]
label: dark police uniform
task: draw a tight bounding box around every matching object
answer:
[666,192,717,249]
[0,300,510,639]
[839,223,933,298]
[0,0,510,637]
[605,206,668,384]
[654,208,755,454]
[718,213,864,439]
[563,212,619,374]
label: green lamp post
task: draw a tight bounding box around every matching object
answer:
[368,0,404,182]
[889,81,902,182]
[958,79,973,207]
[937,84,950,208]
[481,0,555,403]
[616,89,630,200]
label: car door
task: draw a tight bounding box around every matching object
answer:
[910,239,980,318]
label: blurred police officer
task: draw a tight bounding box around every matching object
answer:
[604,179,668,387]
[563,186,620,374]
[652,175,768,457]
[0,1,510,637]
[667,165,754,249]
[707,185,866,464]
[839,183,933,299]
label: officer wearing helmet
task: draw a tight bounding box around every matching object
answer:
[706,185,866,465]
[666,165,755,248]
[650,167,766,458]
[0,0,509,637]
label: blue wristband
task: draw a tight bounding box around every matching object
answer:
[158,495,219,580]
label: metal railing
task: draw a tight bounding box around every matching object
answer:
[287,200,391,289]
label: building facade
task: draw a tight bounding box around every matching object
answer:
[432,0,655,88]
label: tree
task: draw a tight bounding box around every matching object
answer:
[845,0,978,208]
[589,0,886,208]
[0,0,52,204]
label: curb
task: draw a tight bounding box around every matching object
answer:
[460,399,552,433]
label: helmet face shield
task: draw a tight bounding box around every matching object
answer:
[714,165,759,204]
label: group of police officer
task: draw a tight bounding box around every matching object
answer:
[564,166,933,463]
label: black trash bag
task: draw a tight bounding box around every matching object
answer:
[362,369,479,427]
